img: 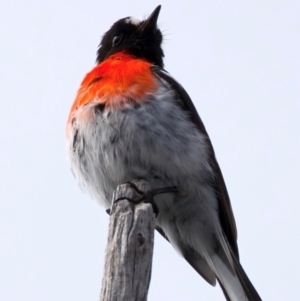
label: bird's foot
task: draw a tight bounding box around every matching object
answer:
[114,182,178,216]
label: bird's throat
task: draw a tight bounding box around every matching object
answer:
[70,51,158,114]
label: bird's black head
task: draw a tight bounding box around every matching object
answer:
[96,5,164,67]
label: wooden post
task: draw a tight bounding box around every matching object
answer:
[100,180,155,301]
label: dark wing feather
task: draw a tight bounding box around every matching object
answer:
[156,226,217,285]
[152,67,239,258]
[155,225,169,242]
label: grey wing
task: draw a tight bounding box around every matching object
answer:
[156,225,217,285]
[152,66,239,258]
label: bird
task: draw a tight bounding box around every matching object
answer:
[66,5,262,301]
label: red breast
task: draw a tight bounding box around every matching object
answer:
[67,51,158,126]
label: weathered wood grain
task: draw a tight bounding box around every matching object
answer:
[100,180,155,301]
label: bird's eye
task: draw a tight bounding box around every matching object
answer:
[112,34,122,47]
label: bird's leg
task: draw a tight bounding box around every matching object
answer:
[114,182,179,216]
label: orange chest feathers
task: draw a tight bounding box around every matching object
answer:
[69,52,158,118]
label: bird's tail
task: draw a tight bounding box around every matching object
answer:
[181,224,262,301]
[204,238,262,301]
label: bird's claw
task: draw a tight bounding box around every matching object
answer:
[113,182,179,217]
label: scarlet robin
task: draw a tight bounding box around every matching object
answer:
[66,6,262,301]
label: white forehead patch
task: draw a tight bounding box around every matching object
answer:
[125,17,141,25]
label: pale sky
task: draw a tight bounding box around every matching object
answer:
[0,1,299,300]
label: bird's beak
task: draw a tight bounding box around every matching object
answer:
[140,5,161,32]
